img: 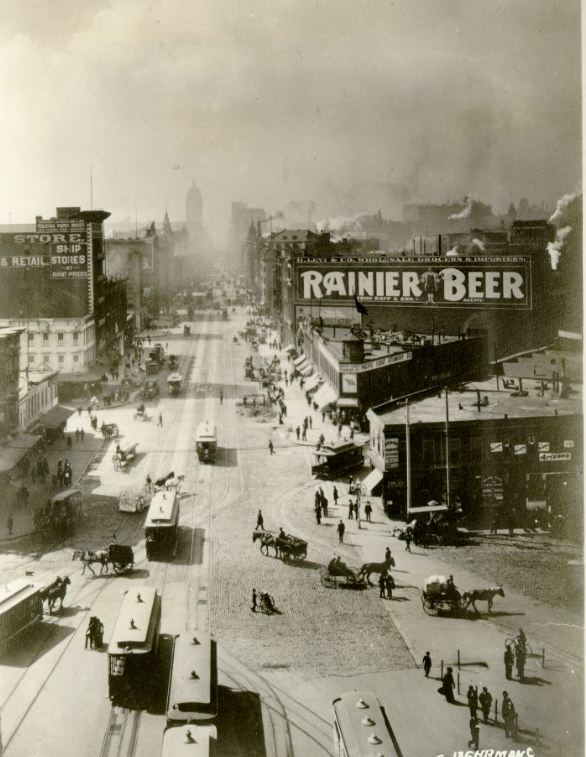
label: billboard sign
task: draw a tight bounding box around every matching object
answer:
[296,257,532,309]
[384,437,400,470]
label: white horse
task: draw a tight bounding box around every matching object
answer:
[462,586,505,613]
[77,549,110,576]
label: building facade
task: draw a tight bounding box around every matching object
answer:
[0,327,23,440]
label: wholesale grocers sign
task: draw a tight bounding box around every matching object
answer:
[296,257,532,309]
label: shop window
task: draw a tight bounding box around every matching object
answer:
[422,438,436,465]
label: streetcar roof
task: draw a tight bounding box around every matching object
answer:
[167,633,217,721]
[119,442,138,455]
[109,586,159,652]
[195,421,216,441]
[145,490,179,525]
[161,724,217,757]
[0,579,41,614]
[168,373,183,382]
[332,690,398,756]
[50,488,81,503]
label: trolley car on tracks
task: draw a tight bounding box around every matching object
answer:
[0,578,44,654]
[166,632,218,725]
[144,489,180,560]
[332,690,400,757]
[107,586,161,707]
[161,724,217,757]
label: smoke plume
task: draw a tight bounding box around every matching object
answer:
[546,192,582,271]
[449,195,476,220]
[471,238,486,251]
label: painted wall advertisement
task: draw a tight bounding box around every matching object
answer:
[384,437,400,470]
[296,257,532,309]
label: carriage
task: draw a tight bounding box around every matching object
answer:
[140,379,159,400]
[134,405,150,421]
[76,544,135,575]
[36,489,82,537]
[319,557,367,590]
[252,530,308,561]
[421,574,462,615]
[101,422,119,440]
[112,442,138,470]
[108,544,135,573]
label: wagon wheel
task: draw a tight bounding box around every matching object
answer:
[319,567,336,588]
[298,548,307,560]
[421,593,438,615]
[113,562,128,574]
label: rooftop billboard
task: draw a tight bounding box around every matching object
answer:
[0,224,91,318]
[296,257,532,310]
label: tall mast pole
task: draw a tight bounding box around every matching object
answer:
[445,387,451,509]
[405,399,411,516]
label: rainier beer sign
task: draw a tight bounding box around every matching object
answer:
[296,257,532,309]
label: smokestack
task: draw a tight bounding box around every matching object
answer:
[438,234,442,255]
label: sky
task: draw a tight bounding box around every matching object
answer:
[0,0,581,246]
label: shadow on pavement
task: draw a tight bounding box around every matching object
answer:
[0,622,75,668]
[217,448,239,467]
[216,686,266,756]
[282,558,322,570]
[174,527,206,565]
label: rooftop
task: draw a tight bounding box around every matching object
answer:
[369,377,582,427]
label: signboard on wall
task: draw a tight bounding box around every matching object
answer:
[385,437,400,470]
[341,374,358,393]
[539,452,572,462]
[296,256,532,309]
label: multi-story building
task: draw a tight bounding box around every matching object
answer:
[105,237,145,330]
[0,207,128,394]
[0,327,23,440]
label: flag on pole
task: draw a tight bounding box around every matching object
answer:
[354,296,368,316]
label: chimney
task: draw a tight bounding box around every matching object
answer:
[438,234,442,255]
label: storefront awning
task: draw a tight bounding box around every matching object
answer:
[337,397,359,408]
[0,433,41,473]
[304,374,323,392]
[314,383,338,411]
[293,355,308,367]
[362,467,384,495]
[37,405,74,429]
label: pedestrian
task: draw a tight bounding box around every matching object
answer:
[158,413,163,427]
[321,410,326,423]
[268,440,275,455]
[440,666,456,703]
[502,692,516,739]
[333,485,339,506]
[349,426,354,440]
[378,573,386,598]
[468,715,480,750]
[478,686,492,723]
[7,513,14,536]
[385,574,395,598]
[354,501,360,520]
[256,510,264,530]
[315,505,321,525]
[405,528,413,552]
[347,499,354,519]
[78,406,83,417]
[301,426,307,441]
[364,501,372,522]
[75,428,80,442]
[85,617,97,649]
[80,427,85,442]
[251,589,257,613]
[423,651,432,677]
[321,495,328,517]
[515,644,526,681]
[466,685,478,717]
[385,546,392,564]
[219,390,224,404]
[490,515,498,534]
[308,415,312,429]
[337,520,345,543]
[504,644,514,680]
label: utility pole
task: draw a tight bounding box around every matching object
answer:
[445,387,451,509]
[405,399,412,516]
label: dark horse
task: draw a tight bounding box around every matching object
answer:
[44,576,71,613]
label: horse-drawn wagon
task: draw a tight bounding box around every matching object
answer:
[35,489,82,537]
[76,544,135,575]
[252,530,308,561]
[421,574,462,615]
[319,557,366,590]
[134,403,150,421]
[112,442,138,471]
[101,422,119,440]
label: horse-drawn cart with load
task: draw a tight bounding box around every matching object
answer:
[421,574,462,615]
[112,442,138,471]
[252,529,308,561]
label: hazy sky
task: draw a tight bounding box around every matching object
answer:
[0,0,581,244]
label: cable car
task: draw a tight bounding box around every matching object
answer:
[167,373,183,396]
[195,421,217,464]
[0,579,44,654]
[332,690,400,757]
[108,586,161,707]
[166,632,218,725]
[144,490,180,560]
[161,724,217,757]
[311,442,364,479]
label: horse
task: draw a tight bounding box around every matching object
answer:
[165,474,185,491]
[462,586,505,614]
[357,556,395,585]
[154,471,175,489]
[252,530,280,557]
[77,549,110,576]
[45,576,71,613]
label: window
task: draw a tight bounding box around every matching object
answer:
[73,355,79,363]
[28,355,35,364]
[73,332,79,344]
[28,332,34,342]
[58,333,64,343]
[58,355,65,365]
[43,333,49,343]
